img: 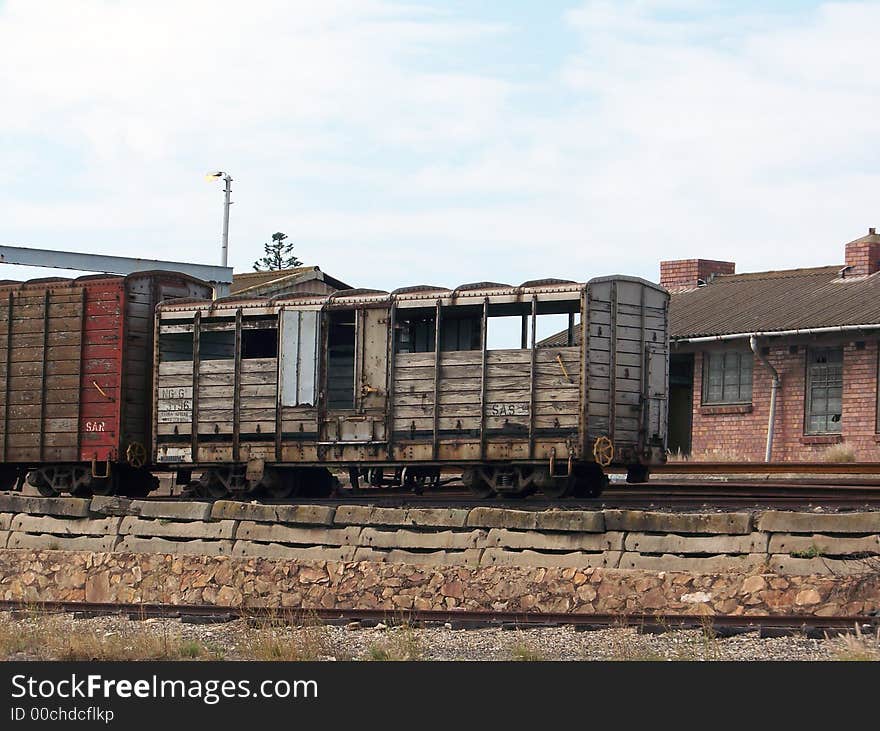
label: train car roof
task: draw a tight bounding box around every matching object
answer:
[0,270,211,292]
[157,275,666,317]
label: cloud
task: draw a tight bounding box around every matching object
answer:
[0,1,878,290]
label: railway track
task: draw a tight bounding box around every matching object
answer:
[1,600,875,638]
[153,480,880,510]
[9,476,880,510]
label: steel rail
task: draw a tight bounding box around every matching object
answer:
[628,462,880,475]
[0,600,874,636]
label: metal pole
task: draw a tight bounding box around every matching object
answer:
[750,335,780,463]
[221,175,233,267]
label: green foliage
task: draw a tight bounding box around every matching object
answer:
[178,640,203,659]
[790,544,823,559]
[253,232,302,271]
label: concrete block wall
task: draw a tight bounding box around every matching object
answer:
[0,495,879,577]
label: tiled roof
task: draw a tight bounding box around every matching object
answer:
[538,264,880,346]
[669,265,880,338]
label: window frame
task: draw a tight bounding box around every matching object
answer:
[700,349,753,406]
[805,345,843,435]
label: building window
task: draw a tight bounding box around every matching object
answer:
[702,351,752,404]
[806,347,843,434]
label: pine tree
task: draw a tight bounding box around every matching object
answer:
[253,232,302,271]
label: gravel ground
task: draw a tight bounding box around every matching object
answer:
[2,611,877,661]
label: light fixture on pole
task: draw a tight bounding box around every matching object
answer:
[206,171,233,267]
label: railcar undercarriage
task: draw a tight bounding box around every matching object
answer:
[173,459,620,500]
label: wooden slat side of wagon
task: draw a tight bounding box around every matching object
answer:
[153,275,669,500]
[0,272,212,496]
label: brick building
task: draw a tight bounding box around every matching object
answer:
[664,229,880,461]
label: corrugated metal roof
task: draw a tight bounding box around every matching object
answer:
[230,266,316,293]
[538,264,880,346]
[231,266,352,295]
[537,329,572,348]
[670,265,880,338]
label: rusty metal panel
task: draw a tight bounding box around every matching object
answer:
[359,307,388,412]
[78,279,125,463]
[0,276,125,464]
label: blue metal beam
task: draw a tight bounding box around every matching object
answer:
[0,245,232,297]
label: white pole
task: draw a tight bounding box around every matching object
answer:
[221,174,233,267]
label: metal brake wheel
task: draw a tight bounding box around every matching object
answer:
[126,442,147,469]
[592,436,614,467]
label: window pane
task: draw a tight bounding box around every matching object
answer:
[704,350,751,404]
[806,347,844,434]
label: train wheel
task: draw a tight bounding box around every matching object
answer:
[626,464,650,484]
[194,471,229,499]
[89,478,116,496]
[299,468,336,498]
[461,468,495,499]
[27,471,58,497]
[504,484,536,499]
[263,469,302,500]
[539,477,575,499]
[264,483,295,499]
[27,466,90,497]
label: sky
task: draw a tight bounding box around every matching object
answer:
[1,0,879,291]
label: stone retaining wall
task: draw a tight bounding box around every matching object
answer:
[2,549,878,617]
[0,495,879,576]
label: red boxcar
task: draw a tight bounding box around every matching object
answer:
[0,272,212,496]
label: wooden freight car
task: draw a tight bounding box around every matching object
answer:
[154,276,668,499]
[0,272,212,496]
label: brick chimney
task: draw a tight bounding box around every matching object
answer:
[844,228,880,277]
[659,259,735,292]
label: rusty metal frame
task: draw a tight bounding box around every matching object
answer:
[233,307,242,463]
[431,298,442,460]
[37,289,50,462]
[638,284,648,454]
[2,292,12,462]
[145,276,160,457]
[190,310,201,462]
[527,294,537,459]
[580,287,589,457]
[274,310,284,463]
[115,280,130,465]
[149,289,160,463]
[385,301,397,460]
[609,280,618,448]
[478,297,488,461]
[354,308,364,414]
[315,308,331,457]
